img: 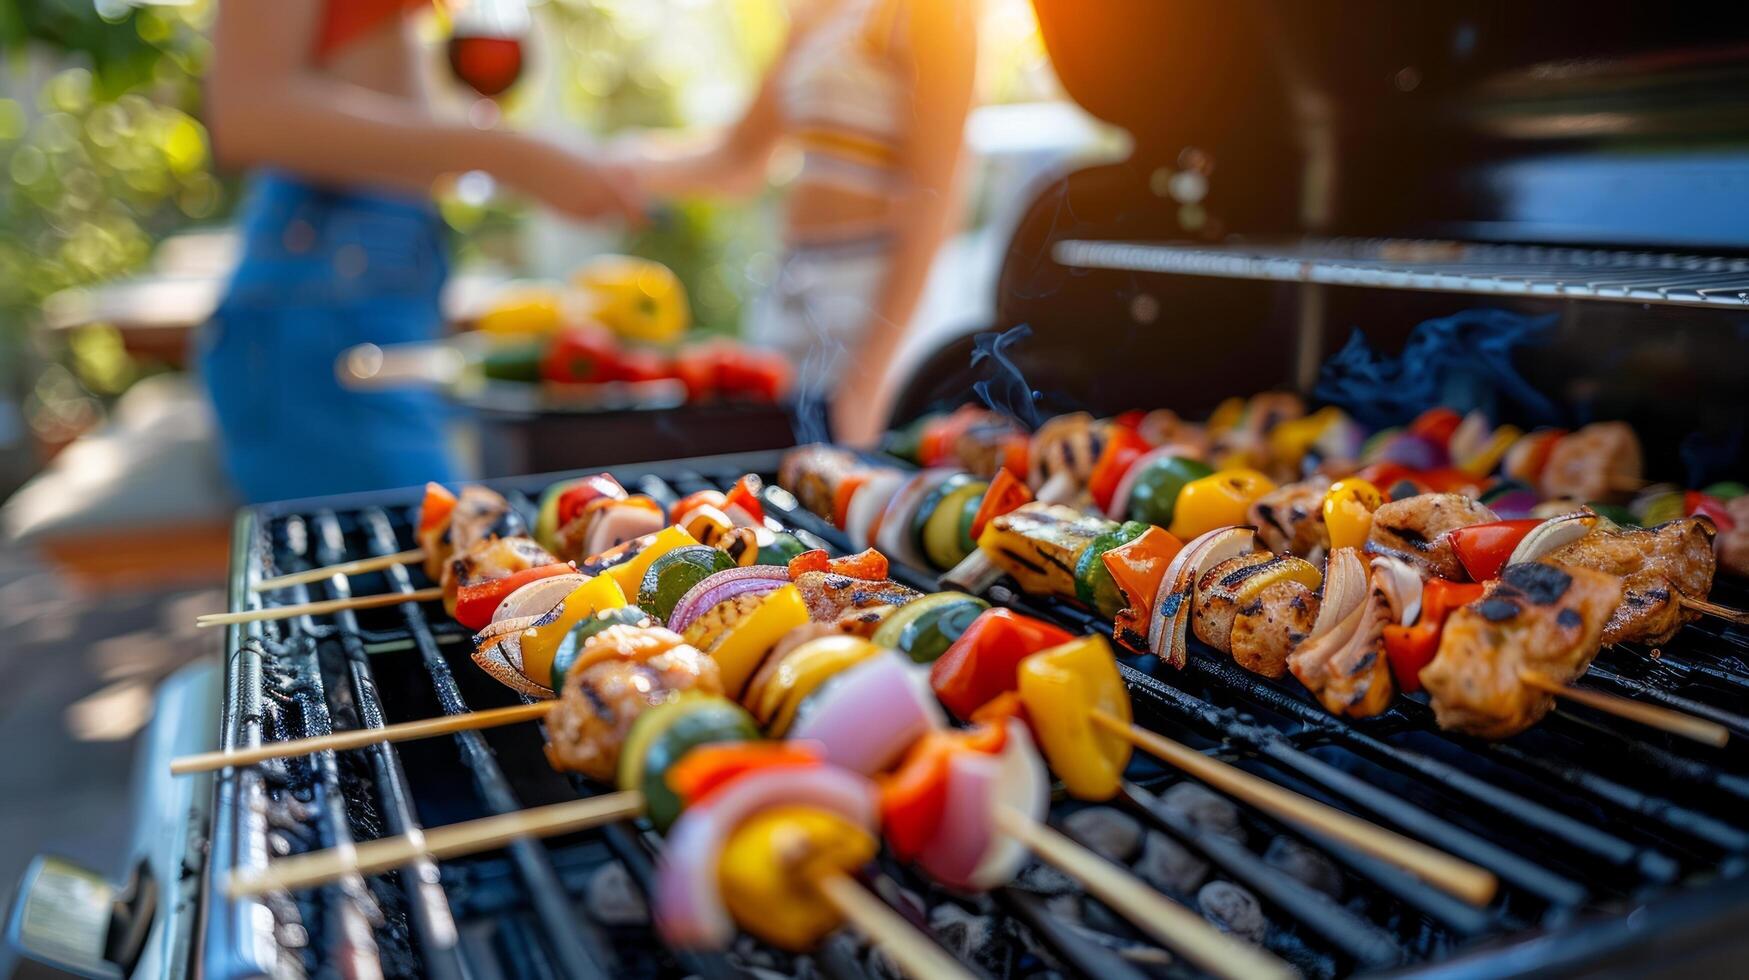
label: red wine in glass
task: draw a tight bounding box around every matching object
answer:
[447,0,530,99]
[448,33,523,97]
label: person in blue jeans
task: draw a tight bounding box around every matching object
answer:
[199,0,639,503]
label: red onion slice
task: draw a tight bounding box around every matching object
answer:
[654,765,877,949]
[788,652,945,775]
[666,565,791,634]
[968,721,1049,891]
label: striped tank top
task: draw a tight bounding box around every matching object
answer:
[779,0,907,198]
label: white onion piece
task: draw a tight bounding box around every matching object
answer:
[967,722,1049,891]
[876,468,959,571]
[1507,511,1599,566]
[1104,444,1203,521]
[917,753,997,889]
[470,613,548,696]
[495,573,587,623]
[788,653,945,775]
[1448,410,1491,467]
[1147,526,1256,667]
[846,470,905,551]
[1309,548,1367,641]
[654,765,877,950]
[584,504,666,559]
[1369,556,1424,626]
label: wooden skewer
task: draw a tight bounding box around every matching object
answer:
[993,807,1294,980]
[251,548,427,592]
[1679,594,1749,625]
[1521,671,1730,747]
[812,873,976,980]
[1092,710,1499,906]
[171,702,557,775]
[196,587,444,628]
[228,789,647,898]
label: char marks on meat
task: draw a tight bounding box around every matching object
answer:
[1365,493,1498,581]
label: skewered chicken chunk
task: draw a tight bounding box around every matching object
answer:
[1365,493,1498,581]
[1248,477,1332,557]
[1420,561,1623,739]
[1230,580,1321,679]
[791,572,920,624]
[422,485,522,580]
[544,626,723,780]
[441,536,558,616]
[1544,518,1716,646]
[1028,412,1102,489]
[1540,422,1643,503]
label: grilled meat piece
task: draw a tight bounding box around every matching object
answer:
[544,626,721,780]
[1366,493,1498,581]
[779,444,863,521]
[441,536,557,616]
[1421,561,1622,739]
[1137,409,1210,456]
[1230,581,1320,679]
[421,485,522,580]
[1249,478,1331,557]
[1288,583,1394,717]
[1540,422,1643,503]
[982,502,1111,597]
[1029,412,1102,489]
[1544,518,1716,646]
[791,572,920,622]
[951,411,1027,478]
[1717,497,1749,579]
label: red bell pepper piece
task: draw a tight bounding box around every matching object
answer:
[540,323,623,385]
[1110,410,1146,432]
[613,347,674,384]
[787,549,832,579]
[1421,578,1487,626]
[455,562,575,631]
[1449,519,1543,582]
[723,474,765,525]
[1000,434,1030,481]
[786,548,889,581]
[832,474,869,530]
[1416,468,1484,495]
[669,489,728,528]
[668,742,824,809]
[1088,426,1152,513]
[1354,463,1428,501]
[419,482,456,534]
[1686,491,1738,532]
[969,468,1032,540]
[879,723,1007,860]
[556,474,627,529]
[929,609,1074,719]
[1383,623,1441,694]
[1408,408,1463,449]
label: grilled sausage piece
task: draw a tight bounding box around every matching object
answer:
[1365,493,1498,581]
[1545,518,1716,646]
[1248,478,1331,557]
[1230,581,1320,679]
[1420,561,1622,739]
[544,627,721,780]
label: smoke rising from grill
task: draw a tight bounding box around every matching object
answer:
[970,324,1045,430]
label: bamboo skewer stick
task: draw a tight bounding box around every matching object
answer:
[229,790,646,898]
[1679,594,1749,625]
[812,873,977,980]
[1091,710,1499,906]
[1521,671,1730,747]
[993,807,1294,980]
[251,548,427,592]
[171,701,557,775]
[195,587,444,628]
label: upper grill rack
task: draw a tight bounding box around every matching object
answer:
[1053,238,1749,308]
[204,450,1749,980]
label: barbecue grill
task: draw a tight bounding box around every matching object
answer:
[13,2,1749,977]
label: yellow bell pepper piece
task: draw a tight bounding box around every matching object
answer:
[719,805,877,952]
[1266,406,1344,473]
[713,584,811,701]
[1458,425,1522,478]
[1207,396,1246,436]
[573,255,691,345]
[754,635,879,736]
[1017,635,1131,801]
[520,575,627,689]
[604,525,699,597]
[475,286,564,336]
[1322,478,1384,552]
[1167,469,1277,541]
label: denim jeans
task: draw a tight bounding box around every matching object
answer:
[196,170,459,503]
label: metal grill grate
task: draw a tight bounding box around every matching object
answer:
[1053,238,1749,308]
[202,450,1749,979]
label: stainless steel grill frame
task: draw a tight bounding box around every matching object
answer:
[193,449,1749,979]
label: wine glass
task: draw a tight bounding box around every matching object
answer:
[447,0,531,99]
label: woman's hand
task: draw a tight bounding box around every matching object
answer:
[503,138,647,225]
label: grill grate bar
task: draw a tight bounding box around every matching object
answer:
[357,508,621,978]
[307,512,468,980]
